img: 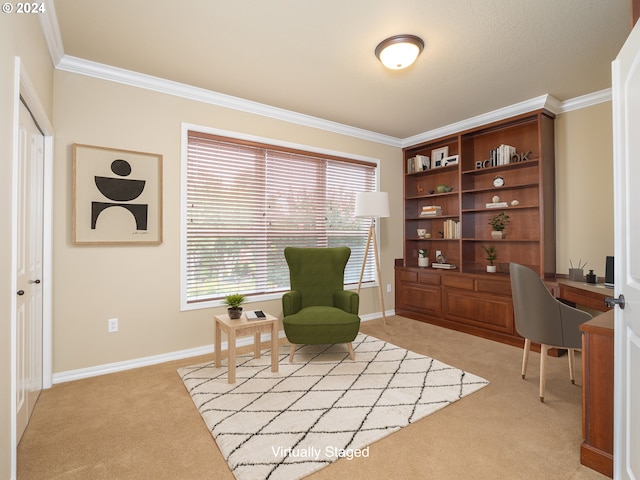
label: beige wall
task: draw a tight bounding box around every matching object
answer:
[555,103,614,278]
[1,12,53,480]
[51,69,617,376]
[52,70,403,374]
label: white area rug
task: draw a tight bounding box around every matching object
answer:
[178,334,488,480]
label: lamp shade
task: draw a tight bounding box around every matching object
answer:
[355,192,390,218]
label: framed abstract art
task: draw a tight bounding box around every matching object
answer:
[72,144,163,245]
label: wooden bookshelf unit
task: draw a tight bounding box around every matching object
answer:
[396,109,555,346]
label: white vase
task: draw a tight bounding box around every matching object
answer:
[487,265,497,273]
[418,257,430,267]
[491,230,503,240]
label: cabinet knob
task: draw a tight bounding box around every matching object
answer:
[17,290,25,296]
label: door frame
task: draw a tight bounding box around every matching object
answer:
[11,56,54,476]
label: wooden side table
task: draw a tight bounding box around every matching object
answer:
[214,312,279,383]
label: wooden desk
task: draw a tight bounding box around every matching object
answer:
[556,279,613,312]
[580,309,614,478]
[553,279,613,476]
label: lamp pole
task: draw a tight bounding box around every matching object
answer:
[355,192,390,329]
[357,217,387,329]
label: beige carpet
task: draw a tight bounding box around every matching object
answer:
[17,316,609,480]
[178,334,488,480]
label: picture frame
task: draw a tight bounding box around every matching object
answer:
[72,144,163,245]
[431,146,449,168]
[441,154,459,167]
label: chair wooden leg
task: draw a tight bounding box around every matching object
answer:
[521,338,531,379]
[289,344,296,363]
[539,344,549,402]
[568,348,576,384]
[347,342,355,361]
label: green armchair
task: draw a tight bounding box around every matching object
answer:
[282,247,361,362]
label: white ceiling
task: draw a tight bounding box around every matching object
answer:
[52,0,632,140]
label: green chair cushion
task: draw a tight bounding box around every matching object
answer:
[283,306,360,345]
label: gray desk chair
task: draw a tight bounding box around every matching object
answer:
[509,263,592,402]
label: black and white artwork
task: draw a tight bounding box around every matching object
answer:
[430,146,449,168]
[73,144,162,244]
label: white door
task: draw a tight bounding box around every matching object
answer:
[611,19,640,480]
[16,98,44,442]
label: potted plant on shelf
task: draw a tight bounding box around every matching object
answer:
[482,245,498,273]
[489,211,510,239]
[418,249,429,267]
[224,293,246,319]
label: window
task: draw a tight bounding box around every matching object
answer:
[183,129,379,307]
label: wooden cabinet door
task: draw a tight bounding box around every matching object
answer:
[398,283,442,318]
[442,288,514,335]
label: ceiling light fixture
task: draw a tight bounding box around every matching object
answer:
[375,34,424,70]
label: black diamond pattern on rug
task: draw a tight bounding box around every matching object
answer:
[178,334,489,480]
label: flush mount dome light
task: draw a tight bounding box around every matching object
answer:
[375,34,424,70]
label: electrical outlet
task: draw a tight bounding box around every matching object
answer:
[386,284,392,293]
[108,318,118,333]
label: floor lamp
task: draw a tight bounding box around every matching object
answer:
[355,192,390,328]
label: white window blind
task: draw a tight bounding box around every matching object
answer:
[185,131,378,304]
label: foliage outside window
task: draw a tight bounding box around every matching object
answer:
[184,130,379,306]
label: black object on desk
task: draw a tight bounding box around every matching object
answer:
[605,256,614,288]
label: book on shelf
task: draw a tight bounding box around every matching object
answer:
[407,155,430,173]
[486,202,509,208]
[490,144,516,167]
[432,263,456,269]
[420,205,442,216]
[443,219,461,239]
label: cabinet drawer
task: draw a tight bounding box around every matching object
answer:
[398,270,418,283]
[418,271,441,285]
[476,278,511,296]
[442,275,474,291]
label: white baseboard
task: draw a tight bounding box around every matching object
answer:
[52,311,392,384]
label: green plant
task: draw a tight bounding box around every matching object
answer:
[482,245,498,265]
[418,249,429,258]
[223,293,246,309]
[489,211,510,232]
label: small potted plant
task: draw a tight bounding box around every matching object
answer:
[224,293,246,319]
[418,249,429,267]
[489,211,510,239]
[482,245,498,273]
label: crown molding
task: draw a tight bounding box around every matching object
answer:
[555,88,612,113]
[39,0,64,66]
[56,55,402,148]
[52,54,613,149]
[401,94,562,148]
[43,10,610,151]
[402,90,611,147]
